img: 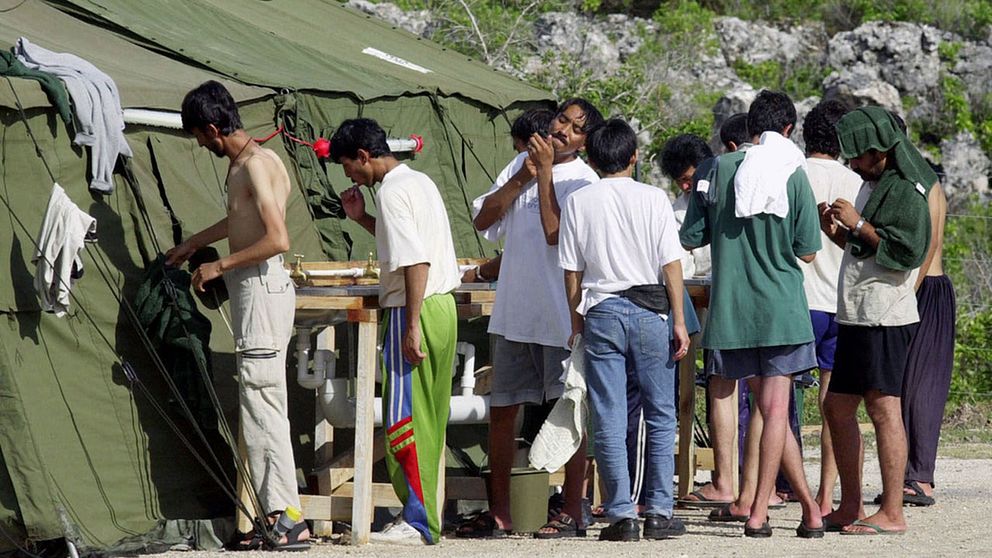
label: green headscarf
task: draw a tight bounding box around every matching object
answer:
[834,106,934,271]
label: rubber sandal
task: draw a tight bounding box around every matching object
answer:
[270,522,311,552]
[678,489,732,508]
[903,480,935,507]
[796,520,825,539]
[455,512,510,539]
[533,513,586,539]
[708,504,748,523]
[744,520,772,538]
[838,519,906,536]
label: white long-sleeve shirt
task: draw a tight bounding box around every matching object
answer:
[33,184,97,316]
[16,37,132,193]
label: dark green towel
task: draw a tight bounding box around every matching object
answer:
[0,49,72,125]
[835,106,933,271]
[134,255,217,429]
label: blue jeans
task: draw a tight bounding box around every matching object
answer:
[584,297,677,521]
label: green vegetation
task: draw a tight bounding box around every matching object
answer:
[732,59,829,101]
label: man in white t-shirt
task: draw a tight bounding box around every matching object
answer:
[459,99,603,539]
[661,134,714,278]
[334,118,461,546]
[798,100,864,516]
[560,118,689,542]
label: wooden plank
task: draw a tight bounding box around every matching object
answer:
[296,295,371,310]
[676,332,698,499]
[348,308,380,323]
[299,494,353,522]
[332,482,404,508]
[695,447,715,471]
[457,302,493,319]
[351,319,378,545]
[314,430,387,492]
[235,428,253,533]
[731,380,740,497]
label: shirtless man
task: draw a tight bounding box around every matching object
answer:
[897,181,955,506]
[166,80,308,550]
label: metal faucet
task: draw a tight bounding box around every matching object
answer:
[289,253,308,284]
[364,251,379,279]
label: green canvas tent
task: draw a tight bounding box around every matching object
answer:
[0,0,551,553]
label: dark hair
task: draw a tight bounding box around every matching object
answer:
[557,98,605,133]
[719,113,750,150]
[181,80,242,135]
[511,108,555,142]
[660,134,713,179]
[803,100,850,158]
[585,118,638,175]
[329,118,392,162]
[747,90,797,136]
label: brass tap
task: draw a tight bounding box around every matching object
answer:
[289,253,308,284]
[364,251,379,279]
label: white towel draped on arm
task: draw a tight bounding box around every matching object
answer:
[733,131,806,218]
[33,184,97,317]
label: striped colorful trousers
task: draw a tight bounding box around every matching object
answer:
[381,293,457,544]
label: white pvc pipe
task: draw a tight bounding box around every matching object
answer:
[456,341,476,397]
[316,340,488,426]
[123,108,184,129]
[319,378,489,426]
[296,327,325,390]
[305,267,369,278]
[122,109,421,152]
[387,138,419,152]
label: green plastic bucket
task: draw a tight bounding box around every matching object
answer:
[507,468,550,533]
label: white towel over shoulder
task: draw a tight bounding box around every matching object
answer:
[733,131,806,218]
[529,336,587,472]
[33,184,97,317]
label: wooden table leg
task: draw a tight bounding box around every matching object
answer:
[730,380,740,497]
[677,333,698,499]
[236,426,254,533]
[351,314,378,545]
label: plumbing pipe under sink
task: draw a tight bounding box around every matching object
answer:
[295,327,488,426]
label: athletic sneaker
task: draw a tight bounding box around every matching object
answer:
[369,518,427,546]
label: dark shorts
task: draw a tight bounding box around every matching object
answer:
[829,323,919,396]
[706,341,818,380]
[810,310,839,371]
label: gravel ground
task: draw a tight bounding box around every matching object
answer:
[163,454,991,557]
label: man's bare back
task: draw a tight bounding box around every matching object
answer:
[226,145,291,254]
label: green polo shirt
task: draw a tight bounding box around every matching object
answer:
[680,152,821,350]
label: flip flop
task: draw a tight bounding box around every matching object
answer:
[903,480,936,507]
[839,519,906,536]
[678,489,732,508]
[744,521,772,538]
[823,517,849,532]
[796,520,825,539]
[708,504,748,523]
[455,512,510,539]
[533,513,586,539]
[270,522,311,552]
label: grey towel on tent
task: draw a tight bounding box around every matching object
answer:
[15,37,132,193]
